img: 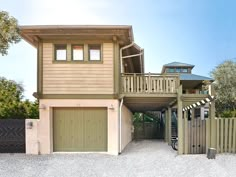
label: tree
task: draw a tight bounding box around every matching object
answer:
[0,11,21,56]
[211,60,236,116]
[0,77,39,119]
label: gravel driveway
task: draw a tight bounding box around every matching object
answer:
[0,140,236,177]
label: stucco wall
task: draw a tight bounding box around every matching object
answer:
[25,119,39,154]
[38,99,119,155]
[121,104,133,151]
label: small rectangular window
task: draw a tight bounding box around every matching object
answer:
[55,44,67,61]
[176,68,181,73]
[72,45,83,61]
[182,68,188,73]
[166,68,175,73]
[89,44,101,61]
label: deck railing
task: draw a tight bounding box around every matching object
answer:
[121,73,180,94]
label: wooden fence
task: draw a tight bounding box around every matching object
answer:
[216,118,236,153]
[121,73,179,94]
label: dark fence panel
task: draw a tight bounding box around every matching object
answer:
[0,119,25,153]
[134,122,164,139]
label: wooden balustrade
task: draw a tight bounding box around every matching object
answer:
[121,73,179,94]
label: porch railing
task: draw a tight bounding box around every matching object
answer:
[121,73,180,94]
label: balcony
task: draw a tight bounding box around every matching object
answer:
[121,73,180,95]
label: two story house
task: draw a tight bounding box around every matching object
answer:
[20,25,215,155]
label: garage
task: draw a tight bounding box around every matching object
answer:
[53,107,107,152]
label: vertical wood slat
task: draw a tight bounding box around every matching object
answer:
[191,118,194,154]
[134,74,137,92]
[216,118,220,153]
[153,78,156,92]
[225,119,228,152]
[147,74,150,93]
[159,78,163,92]
[229,119,232,153]
[206,119,210,152]
[166,78,169,93]
[198,119,202,153]
[220,119,224,153]
[130,76,133,93]
[195,119,198,154]
[203,120,206,153]
[127,76,130,93]
[123,76,127,93]
[136,76,139,92]
[140,76,143,92]
[194,118,197,154]
[233,119,236,153]
[188,121,191,153]
[184,112,188,154]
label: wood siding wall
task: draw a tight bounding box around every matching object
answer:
[42,43,114,94]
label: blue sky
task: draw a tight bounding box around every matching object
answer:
[0,0,236,100]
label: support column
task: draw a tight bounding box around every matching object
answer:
[209,84,216,149]
[164,109,168,142]
[177,85,183,154]
[168,107,172,145]
[184,111,188,154]
[210,100,216,148]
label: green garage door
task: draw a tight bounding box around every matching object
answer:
[53,107,107,152]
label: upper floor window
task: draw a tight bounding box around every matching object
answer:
[89,44,101,61]
[55,44,67,61]
[72,45,83,61]
[176,68,181,73]
[182,68,188,73]
[166,68,175,73]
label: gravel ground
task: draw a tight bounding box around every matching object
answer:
[0,140,236,177]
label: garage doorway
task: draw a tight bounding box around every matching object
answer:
[53,107,107,152]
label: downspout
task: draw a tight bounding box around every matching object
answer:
[119,97,124,153]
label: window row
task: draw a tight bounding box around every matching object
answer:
[166,67,188,73]
[55,44,101,61]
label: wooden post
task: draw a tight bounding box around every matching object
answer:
[168,107,172,145]
[210,86,216,149]
[177,85,183,154]
[206,117,211,152]
[164,109,168,142]
[184,110,188,154]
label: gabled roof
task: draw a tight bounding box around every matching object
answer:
[180,73,213,81]
[20,25,134,47]
[164,62,195,67]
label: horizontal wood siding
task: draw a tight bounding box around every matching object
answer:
[42,43,114,94]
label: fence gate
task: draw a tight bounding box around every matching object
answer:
[188,117,206,154]
[0,119,25,153]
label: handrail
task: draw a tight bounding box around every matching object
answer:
[121,73,180,94]
[121,73,179,77]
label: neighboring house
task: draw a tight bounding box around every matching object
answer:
[161,62,213,94]
[20,25,215,155]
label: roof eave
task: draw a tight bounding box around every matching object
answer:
[19,25,134,47]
